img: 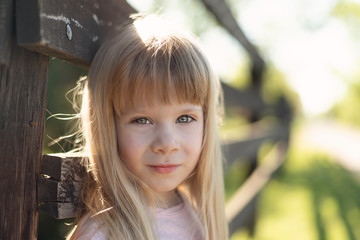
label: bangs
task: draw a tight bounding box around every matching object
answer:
[112,35,211,115]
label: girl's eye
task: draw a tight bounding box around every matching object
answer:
[177,115,194,123]
[134,118,151,124]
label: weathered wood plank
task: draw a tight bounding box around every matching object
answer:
[0,37,48,240]
[38,176,59,203]
[16,0,136,67]
[39,202,79,220]
[226,143,287,235]
[0,0,14,65]
[229,195,258,236]
[222,124,288,167]
[222,137,267,166]
[38,155,86,219]
[221,82,267,114]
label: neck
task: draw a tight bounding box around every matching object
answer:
[155,189,182,209]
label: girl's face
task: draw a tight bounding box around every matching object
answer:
[116,100,203,206]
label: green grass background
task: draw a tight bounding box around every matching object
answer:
[228,132,360,240]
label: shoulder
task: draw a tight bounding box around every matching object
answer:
[73,215,106,240]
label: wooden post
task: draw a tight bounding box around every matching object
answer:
[0,0,14,65]
[0,0,135,238]
[0,28,49,240]
[200,0,266,234]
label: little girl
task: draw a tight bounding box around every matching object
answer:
[67,15,228,240]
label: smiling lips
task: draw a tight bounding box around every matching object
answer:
[149,164,179,174]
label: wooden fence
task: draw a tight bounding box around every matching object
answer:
[0,0,292,239]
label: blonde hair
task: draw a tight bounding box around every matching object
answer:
[68,15,228,240]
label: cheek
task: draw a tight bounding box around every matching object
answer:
[117,129,138,160]
[185,125,203,159]
[192,131,203,151]
[116,130,144,176]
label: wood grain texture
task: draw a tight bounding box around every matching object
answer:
[16,0,136,67]
[38,155,86,219]
[0,0,14,65]
[39,202,81,219]
[0,38,48,240]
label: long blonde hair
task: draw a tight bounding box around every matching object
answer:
[68,15,228,240]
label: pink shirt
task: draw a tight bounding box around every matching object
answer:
[75,195,203,240]
[155,196,203,240]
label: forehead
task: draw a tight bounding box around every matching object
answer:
[118,96,203,115]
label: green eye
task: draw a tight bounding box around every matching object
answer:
[135,118,150,124]
[177,115,193,123]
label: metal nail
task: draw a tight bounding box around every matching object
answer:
[66,24,72,40]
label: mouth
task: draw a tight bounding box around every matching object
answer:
[148,164,179,174]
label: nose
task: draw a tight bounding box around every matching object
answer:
[151,125,179,155]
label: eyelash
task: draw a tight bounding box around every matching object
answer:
[176,115,195,123]
[132,115,195,125]
[133,118,151,125]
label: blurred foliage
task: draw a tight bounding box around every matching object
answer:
[329,78,360,127]
[38,213,75,240]
[261,65,301,114]
[224,161,252,201]
[326,1,360,126]
[332,1,360,25]
[230,130,360,240]
[44,58,87,154]
[332,1,360,48]
[225,58,252,90]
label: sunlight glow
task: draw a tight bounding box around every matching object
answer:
[133,15,172,43]
[127,0,358,116]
